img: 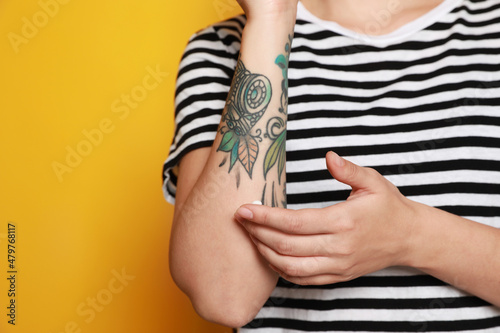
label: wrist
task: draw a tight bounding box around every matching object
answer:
[401,200,443,270]
[397,199,430,269]
[242,16,296,51]
[245,8,297,30]
[240,18,295,68]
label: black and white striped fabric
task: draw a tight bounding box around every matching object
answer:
[163,0,500,331]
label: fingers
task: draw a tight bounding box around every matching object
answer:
[270,271,346,286]
[325,151,382,191]
[250,235,356,282]
[251,235,331,277]
[234,205,333,235]
[235,211,357,283]
[268,263,351,286]
[241,221,335,257]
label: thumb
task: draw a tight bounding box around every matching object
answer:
[325,151,381,190]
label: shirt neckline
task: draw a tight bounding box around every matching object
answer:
[297,0,463,46]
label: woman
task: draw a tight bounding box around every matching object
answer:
[163,0,500,331]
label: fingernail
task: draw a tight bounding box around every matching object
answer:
[252,200,262,205]
[236,207,253,220]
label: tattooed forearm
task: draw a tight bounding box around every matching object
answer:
[217,60,271,178]
[217,36,292,208]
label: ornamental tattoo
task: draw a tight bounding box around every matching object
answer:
[263,35,292,185]
[218,36,291,208]
[218,60,272,178]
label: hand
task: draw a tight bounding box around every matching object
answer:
[234,151,418,285]
[237,0,299,22]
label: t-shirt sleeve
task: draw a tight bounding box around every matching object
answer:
[162,19,243,204]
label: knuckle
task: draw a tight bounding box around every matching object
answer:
[276,238,293,255]
[389,182,403,195]
[316,237,335,256]
[337,216,356,232]
[364,167,383,184]
[341,260,355,272]
[365,167,379,177]
[293,276,310,286]
[345,163,358,181]
[286,213,303,233]
[338,240,355,257]
[282,263,299,277]
[244,222,257,236]
[323,244,336,256]
[336,260,355,275]
[368,167,388,187]
[261,209,271,226]
[303,257,320,274]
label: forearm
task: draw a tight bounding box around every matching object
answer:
[169,13,296,327]
[407,201,500,307]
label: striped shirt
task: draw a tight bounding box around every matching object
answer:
[163,0,500,331]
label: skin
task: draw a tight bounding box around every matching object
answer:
[171,0,500,328]
[301,0,445,35]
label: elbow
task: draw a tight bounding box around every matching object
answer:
[190,292,261,328]
[168,225,269,328]
[170,263,261,328]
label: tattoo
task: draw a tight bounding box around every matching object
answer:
[263,118,286,183]
[261,183,267,205]
[217,60,272,178]
[275,34,292,115]
[218,36,292,208]
[236,170,241,188]
[260,181,286,208]
[263,35,292,185]
[271,181,276,207]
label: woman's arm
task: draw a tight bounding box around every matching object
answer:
[408,198,500,306]
[169,1,298,327]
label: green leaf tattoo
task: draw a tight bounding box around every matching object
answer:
[263,118,286,183]
[218,34,291,205]
[219,131,238,152]
[263,35,292,184]
[230,139,239,171]
[218,59,271,178]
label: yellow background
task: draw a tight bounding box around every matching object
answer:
[0,0,241,332]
